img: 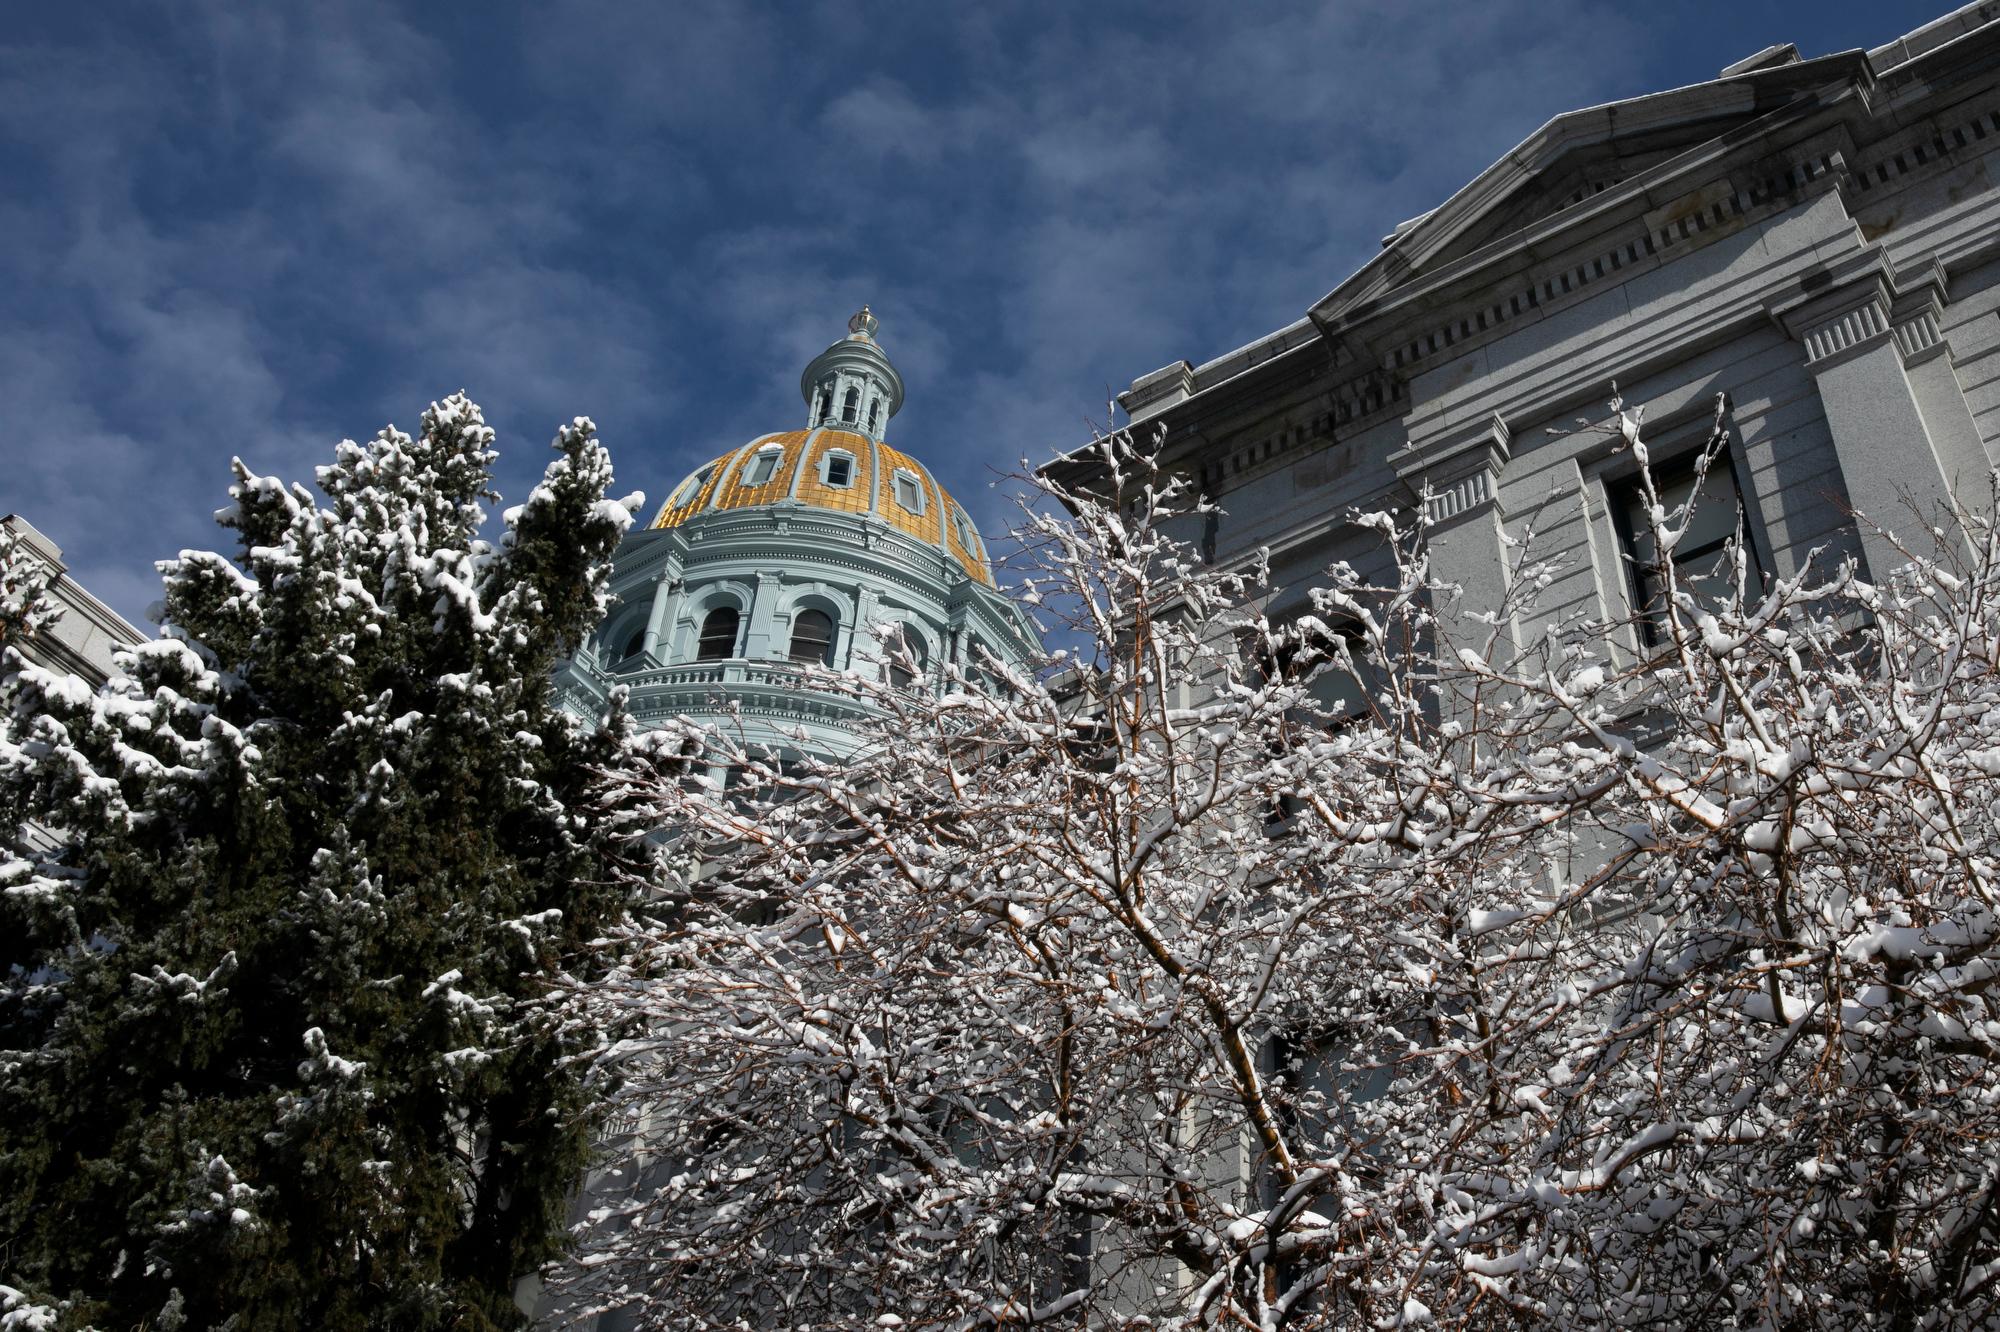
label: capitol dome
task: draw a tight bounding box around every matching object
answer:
[555,308,1036,759]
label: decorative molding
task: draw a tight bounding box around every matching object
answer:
[1894,308,1946,362]
[1397,411,1510,527]
[1426,469,1495,523]
[1193,371,1406,495]
[1845,102,2000,197]
[1384,152,1846,376]
[1800,298,1890,364]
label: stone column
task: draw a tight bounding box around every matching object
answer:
[642,563,683,662]
[1774,258,1969,579]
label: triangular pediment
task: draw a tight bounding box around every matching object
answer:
[1417,139,1723,270]
[1314,50,1870,325]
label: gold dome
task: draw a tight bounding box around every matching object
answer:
[651,427,994,586]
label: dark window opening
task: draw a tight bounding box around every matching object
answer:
[788,608,836,666]
[842,387,859,424]
[825,453,854,487]
[1253,621,1373,825]
[1613,447,1762,647]
[696,606,740,661]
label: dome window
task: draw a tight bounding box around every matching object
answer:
[892,469,925,514]
[867,399,880,433]
[822,451,856,488]
[950,505,976,551]
[788,608,836,667]
[744,448,782,487]
[670,464,715,509]
[695,606,740,662]
[842,387,860,425]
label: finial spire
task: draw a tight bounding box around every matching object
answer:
[802,308,904,441]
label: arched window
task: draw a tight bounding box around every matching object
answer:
[788,608,836,666]
[884,625,928,689]
[842,386,859,424]
[619,628,647,665]
[866,399,880,433]
[696,606,740,662]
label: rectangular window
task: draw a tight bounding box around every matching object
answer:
[744,449,781,486]
[823,453,854,487]
[1262,622,1372,726]
[893,471,924,513]
[1613,447,1761,644]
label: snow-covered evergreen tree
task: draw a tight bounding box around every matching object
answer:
[555,408,2000,1329]
[0,395,640,1331]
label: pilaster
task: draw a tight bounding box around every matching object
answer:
[850,586,880,672]
[744,571,783,659]
[1892,258,1995,499]
[1771,251,1971,577]
[1393,412,1519,659]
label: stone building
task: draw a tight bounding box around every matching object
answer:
[2,514,144,688]
[556,309,1036,760]
[1073,3,2000,675]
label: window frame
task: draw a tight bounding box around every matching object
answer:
[892,468,926,514]
[694,605,742,662]
[787,607,838,667]
[743,447,783,487]
[821,450,857,489]
[1606,438,1765,649]
[668,463,715,510]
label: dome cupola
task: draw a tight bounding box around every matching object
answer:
[800,306,904,441]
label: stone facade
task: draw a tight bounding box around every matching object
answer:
[556,312,1036,759]
[1067,4,2000,673]
[2,514,144,688]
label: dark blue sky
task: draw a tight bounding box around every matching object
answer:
[1,1,1952,622]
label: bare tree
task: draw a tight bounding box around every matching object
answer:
[550,403,2000,1330]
